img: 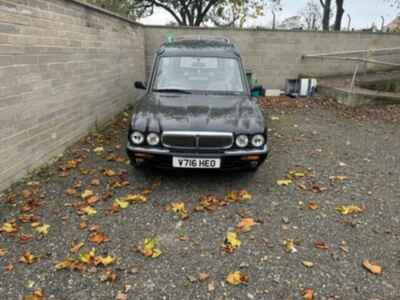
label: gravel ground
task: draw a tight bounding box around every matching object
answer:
[0,97,399,300]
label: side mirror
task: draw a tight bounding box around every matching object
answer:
[134,81,146,90]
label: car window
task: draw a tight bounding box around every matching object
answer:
[153,56,245,93]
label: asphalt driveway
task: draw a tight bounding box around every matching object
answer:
[0,97,399,300]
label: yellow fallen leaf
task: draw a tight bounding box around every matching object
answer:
[103,169,117,177]
[239,190,252,201]
[223,232,241,253]
[236,218,256,232]
[55,257,75,270]
[283,239,298,253]
[94,255,115,266]
[277,179,292,186]
[140,238,161,258]
[114,199,129,209]
[121,193,147,203]
[329,175,348,181]
[81,190,94,200]
[93,147,104,154]
[23,288,44,300]
[225,271,249,285]
[336,205,363,215]
[79,248,96,264]
[303,288,314,300]
[81,206,97,215]
[35,224,50,236]
[168,202,189,220]
[302,261,314,268]
[1,222,17,233]
[19,251,36,264]
[288,171,306,178]
[362,260,382,275]
[271,116,280,121]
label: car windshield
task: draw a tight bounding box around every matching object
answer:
[153,56,245,94]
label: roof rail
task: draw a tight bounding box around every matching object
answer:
[173,35,231,44]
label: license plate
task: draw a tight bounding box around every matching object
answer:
[172,157,221,169]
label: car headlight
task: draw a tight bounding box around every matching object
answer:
[235,135,249,148]
[146,133,160,146]
[251,134,265,147]
[131,131,144,145]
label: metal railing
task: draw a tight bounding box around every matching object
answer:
[302,47,400,89]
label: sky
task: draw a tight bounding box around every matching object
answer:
[140,0,398,29]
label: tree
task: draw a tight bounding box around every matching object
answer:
[333,0,345,30]
[133,0,280,27]
[299,0,322,30]
[85,0,137,17]
[319,0,332,31]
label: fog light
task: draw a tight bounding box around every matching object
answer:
[135,153,154,159]
[241,155,260,161]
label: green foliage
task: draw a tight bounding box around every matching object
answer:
[85,0,280,27]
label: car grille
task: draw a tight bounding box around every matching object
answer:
[162,131,233,149]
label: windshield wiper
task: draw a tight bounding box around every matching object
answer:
[153,88,192,94]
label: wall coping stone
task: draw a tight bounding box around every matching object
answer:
[68,0,142,27]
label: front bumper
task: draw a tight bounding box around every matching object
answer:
[126,143,269,170]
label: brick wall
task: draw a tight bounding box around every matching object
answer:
[0,0,145,191]
[143,26,400,89]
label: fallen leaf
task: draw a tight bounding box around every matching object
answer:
[93,147,104,154]
[236,218,256,232]
[91,178,101,186]
[19,251,36,264]
[103,169,117,177]
[302,261,314,268]
[199,272,210,281]
[336,205,364,215]
[70,242,85,253]
[311,185,327,193]
[115,291,128,300]
[79,248,96,264]
[138,238,161,258]
[239,190,252,201]
[303,288,314,300]
[307,201,318,210]
[86,195,99,205]
[225,271,249,285]
[81,190,94,200]
[80,206,97,216]
[94,255,115,266]
[35,224,50,236]
[329,175,348,181]
[362,260,382,275]
[0,222,17,233]
[21,189,33,199]
[89,231,109,245]
[23,288,44,300]
[100,269,117,282]
[0,248,7,256]
[114,199,129,209]
[283,239,298,253]
[314,240,329,250]
[65,188,77,196]
[277,179,292,186]
[19,233,34,242]
[208,280,216,292]
[18,214,36,223]
[167,202,189,220]
[121,193,147,203]
[55,257,75,270]
[223,232,241,253]
[4,263,13,272]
